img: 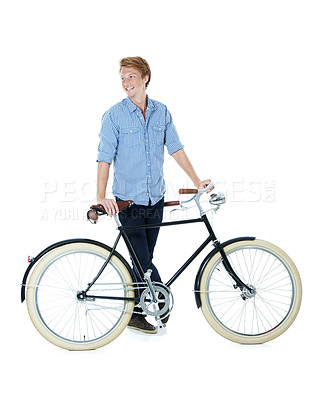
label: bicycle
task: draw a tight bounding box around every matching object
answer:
[21,182,302,350]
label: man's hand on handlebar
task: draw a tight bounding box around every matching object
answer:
[97,198,119,216]
[197,179,214,193]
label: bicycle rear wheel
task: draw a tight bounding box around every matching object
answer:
[199,239,302,344]
[26,242,135,350]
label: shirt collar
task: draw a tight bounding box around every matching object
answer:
[147,96,156,111]
[125,95,156,114]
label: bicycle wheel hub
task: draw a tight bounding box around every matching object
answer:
[77,291,86,301]
[241,285,256,300]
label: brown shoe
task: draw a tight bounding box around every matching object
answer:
[127,315,158,334]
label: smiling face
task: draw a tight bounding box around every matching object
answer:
[121,67,148,101]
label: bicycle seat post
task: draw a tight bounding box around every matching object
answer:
[114,215,122,227]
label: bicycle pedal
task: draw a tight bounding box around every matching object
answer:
[155,323,167,336]
[155,317,166,330]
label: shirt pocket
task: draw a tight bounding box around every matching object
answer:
[150,125,165,146]
[120,127,141,147]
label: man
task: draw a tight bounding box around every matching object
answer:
[96,56,212,333]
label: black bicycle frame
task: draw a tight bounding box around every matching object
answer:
[83,213,252,301]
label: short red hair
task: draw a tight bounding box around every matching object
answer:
[119,56,151,88]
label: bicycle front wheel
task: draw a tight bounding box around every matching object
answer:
[26,241,135,350]
[199,239,302,344]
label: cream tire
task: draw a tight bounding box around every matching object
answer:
[200,239,302,344]
[26,242,135,350]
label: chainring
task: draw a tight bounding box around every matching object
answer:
[139,283,173,317]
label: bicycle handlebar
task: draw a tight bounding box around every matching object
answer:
[178,181,217,213]
[179,181,215,195]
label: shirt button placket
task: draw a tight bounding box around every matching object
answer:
[138,111,149,204]
[145,124,151,204]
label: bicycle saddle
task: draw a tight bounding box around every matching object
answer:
[87,200,134,223]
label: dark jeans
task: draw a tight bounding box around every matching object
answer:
[116,197,164,318]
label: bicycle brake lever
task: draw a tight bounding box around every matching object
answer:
[169,202,194,215]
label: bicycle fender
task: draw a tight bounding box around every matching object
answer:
[194,236,255,308]
[20,238,137,303]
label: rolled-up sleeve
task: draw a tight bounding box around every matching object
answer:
[164,108,184,155]
[96,110,118,163]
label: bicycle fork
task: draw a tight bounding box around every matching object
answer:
[202,215,254,295]
[214,241,254,296]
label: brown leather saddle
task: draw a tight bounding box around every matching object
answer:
[87,200,134,223]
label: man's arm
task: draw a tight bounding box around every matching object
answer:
[171,148,212,190]
[97,161,119,215]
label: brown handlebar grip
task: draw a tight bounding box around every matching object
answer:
[164,201,180,207]
[178,188,198,194]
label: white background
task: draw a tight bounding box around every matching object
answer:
[1,0,314,398]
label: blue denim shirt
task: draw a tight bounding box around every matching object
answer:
[97,96,184,205]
